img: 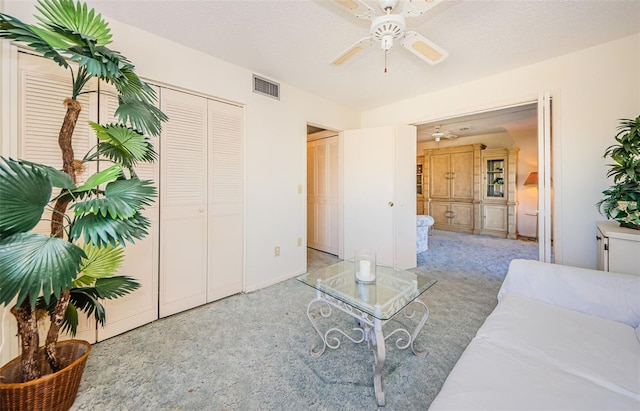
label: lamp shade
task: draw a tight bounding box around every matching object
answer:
[524,172,538,186]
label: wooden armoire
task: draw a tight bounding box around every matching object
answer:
[424,144,485,234]
[422,143,519,238]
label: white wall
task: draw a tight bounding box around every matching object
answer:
[0,2,360,296]
[363,34,640,269]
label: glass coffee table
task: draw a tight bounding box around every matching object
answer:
[297,261,437,406]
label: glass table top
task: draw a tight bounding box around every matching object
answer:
[297,261,437,320]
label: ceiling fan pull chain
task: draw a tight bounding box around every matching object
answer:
[384,48,388,73]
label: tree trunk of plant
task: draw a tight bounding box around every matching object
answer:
[11,301,40,382]
[44,97,82,372]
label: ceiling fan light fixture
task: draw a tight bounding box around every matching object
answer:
[329,0,448,67]
[371,14,406,40]
[381,34,394,50]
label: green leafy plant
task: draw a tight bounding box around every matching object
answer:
[0,0,167,382]
[597,116,640,229]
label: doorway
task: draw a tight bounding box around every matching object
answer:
[413,100,553,261]
[307,126,339,256]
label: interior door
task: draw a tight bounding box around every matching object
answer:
[207,99,244,302]
[159,89,208,317]
[394,125,418,268]
[538,92,553,263]
[307,135,339,254]
[343,126,416,268]
[98,83,159,340]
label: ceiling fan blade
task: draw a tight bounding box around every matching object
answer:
[401,0,444,17]
[334,0,376,19]
[401,31,448,65]
[329,37,373,66]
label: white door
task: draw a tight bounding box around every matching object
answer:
[159,89,208,317]
[537,92,553,263]
[307,135,339,254]
[343,126,416,269]
[207,99,244,302]
[98,83,160,340]
[394,125,418,268]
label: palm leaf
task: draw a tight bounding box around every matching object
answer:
[97,48,137,85]
[70,212,151,247]
[74,243,124,286]
[16,159,76,189]
[44,288,104,334]
[0,158,52,235]
[70,287,105,324]
[111,63,157,103]
[51,277,138,334]
[73,178,156,220]
[0,13,69,68]
[36,295,84,336]
[73,163,123,193]
[95,276,140,299]
[35,0,112,46]
[61,302,80,335]
[90,122,157,164]
[115,96,168,138]
[0,232,85,307]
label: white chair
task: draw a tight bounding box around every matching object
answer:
[416,215,434,252]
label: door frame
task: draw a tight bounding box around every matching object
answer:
[411,96,555,262]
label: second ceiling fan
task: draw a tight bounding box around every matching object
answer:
[431,125,458,142]
[330,0,448,69]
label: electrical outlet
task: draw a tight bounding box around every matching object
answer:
[297,237,302,247]
[297,184,302,194]
[274,246,280,257]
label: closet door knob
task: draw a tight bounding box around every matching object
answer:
[388,202,394,207]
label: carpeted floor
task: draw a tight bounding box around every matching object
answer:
[70,230,538,410]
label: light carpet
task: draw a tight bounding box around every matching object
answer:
[70,230,538,410]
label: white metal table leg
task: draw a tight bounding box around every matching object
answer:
[372,318,386,406]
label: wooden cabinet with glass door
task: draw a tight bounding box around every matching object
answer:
[417,156,424,215]
[481,148,519,238]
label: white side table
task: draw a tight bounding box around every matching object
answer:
[596,221,640,276]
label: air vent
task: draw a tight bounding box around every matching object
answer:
[253,75,280,100]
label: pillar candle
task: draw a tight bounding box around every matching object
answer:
[359,260,371,280]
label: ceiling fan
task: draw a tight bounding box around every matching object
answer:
[431,125,458,142]
[330,0,448,69]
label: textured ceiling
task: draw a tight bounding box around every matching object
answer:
[5,0,640,111]
[84,0,640,111]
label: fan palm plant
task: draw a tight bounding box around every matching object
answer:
[597,116,640,229]
[0,0,167,383]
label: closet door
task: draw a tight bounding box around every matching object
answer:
[97,84,160,340]
[17,52,98,343]
[159,89,208,317]
[207,100,244,302]
[307,136,339,255]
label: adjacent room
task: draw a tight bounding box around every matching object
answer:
[0,0,639,410]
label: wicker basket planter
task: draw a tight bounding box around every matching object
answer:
[0,340,91,411]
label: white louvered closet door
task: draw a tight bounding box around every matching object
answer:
[207,100,243,302]
[97,83,159,340]
[17,52,98,343]
[159,89,209,317]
